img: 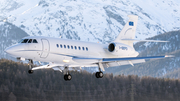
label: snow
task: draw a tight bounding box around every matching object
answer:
[162,68,167,76]
[0,0,180,43]
[144,42,151,48]
[162,44,168,50]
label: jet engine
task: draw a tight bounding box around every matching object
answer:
[107,42,137,57]
[108,43,116,52]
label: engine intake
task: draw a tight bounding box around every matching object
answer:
[108,43,115,52]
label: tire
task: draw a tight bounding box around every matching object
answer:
[67,74,72,80]
[99,72,103,78]
[64,74,68,81]
[95,72,103,78]
[64,74,72,81]
[28,70,33,74]
[95,72,99,78]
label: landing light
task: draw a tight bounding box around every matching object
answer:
[63,60,70,63]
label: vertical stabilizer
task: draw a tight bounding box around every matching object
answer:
[114,15,138,47]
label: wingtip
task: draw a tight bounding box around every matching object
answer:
[165,55,174,57]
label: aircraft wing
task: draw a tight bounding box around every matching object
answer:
[31,55,172,71]
[72,55,173,67]
[101,55,171,62]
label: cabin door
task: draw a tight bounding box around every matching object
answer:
[40,39,50,58]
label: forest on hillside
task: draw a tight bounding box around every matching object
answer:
[0,59,180,101]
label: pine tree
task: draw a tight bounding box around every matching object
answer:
[8,92,16,101]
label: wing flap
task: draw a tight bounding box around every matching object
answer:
[105,59,145,67]
[131,59,145,64]
[72,58,101,64]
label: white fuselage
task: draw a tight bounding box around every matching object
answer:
[5,36,138,66]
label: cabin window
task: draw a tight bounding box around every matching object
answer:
[86,47,88,51]
[33,39,38,43]
[82,47,85,50]
[67,45,70,49]
[75,46,77,50]
[28,39,32,43]
[60,44,62,48]
[21,39,29,43]
[64,45,66,48]
[57,44,59,48]
[71,46,73,49]
[78,46,81,50]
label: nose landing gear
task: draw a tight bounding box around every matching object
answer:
[28,70,33,74]
[28,59,34,74]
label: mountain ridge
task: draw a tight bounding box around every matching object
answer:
[1,0,180,43]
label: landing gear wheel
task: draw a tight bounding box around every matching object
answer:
[99,72,103,78]
[95,72,99,78]
[64,75,67,81]
[95,72,103,78]
[28,70,33,74]
[64,74,72,81]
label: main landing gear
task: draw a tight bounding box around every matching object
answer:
[95,71,103,78]
[26,60,103,80]
[95,64,104,78]
[28,59,34,74]
[64,74,72,81]
[63,67,72,81]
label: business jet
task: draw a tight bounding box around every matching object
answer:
[5,15,171,81]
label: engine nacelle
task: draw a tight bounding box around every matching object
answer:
[107,42,138,57]
[108,43,116,52]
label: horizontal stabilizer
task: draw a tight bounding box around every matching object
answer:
[121,39,169,42]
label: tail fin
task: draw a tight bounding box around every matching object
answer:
[114,15,138,47]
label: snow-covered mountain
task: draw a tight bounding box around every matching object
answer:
[1,0,180,43]
[0,0,180,77]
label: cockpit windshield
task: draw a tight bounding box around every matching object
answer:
[19,39,38,43]
[21,39,29,43]
[18,39,24,43]
[28,39,32,43]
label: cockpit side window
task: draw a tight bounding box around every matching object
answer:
[21,39,29,43]
[28,39,32,43]
[18,39,24,43]
[33,39,38,43]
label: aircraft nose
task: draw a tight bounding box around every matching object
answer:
[5,45,23,55]
[5,46,16,54]
[4,48,9,53]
